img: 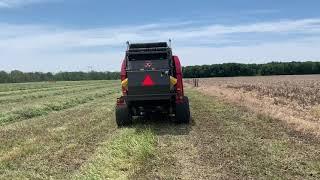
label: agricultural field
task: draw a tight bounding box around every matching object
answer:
[188,75,320,137]
[0,79,320,179]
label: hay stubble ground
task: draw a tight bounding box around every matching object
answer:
[0,78,319,179]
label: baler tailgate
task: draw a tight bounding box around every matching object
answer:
[127,70,170,96]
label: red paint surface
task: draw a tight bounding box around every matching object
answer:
[120,59,127,81]
[173,56,185,103]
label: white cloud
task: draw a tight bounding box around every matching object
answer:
[1,18,320,72]
[177,41,320,66]
[2,18,320,50]
[0,0,56,8]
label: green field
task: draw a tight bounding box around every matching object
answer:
[0,80,319,179]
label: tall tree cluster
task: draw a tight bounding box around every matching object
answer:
[0,61,319,83]
[0,71,120,83]
[182,61,320,78]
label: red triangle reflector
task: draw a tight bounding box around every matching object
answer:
[142,75,155,86]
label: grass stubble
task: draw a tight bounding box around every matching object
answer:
[132,89,320,179]
[0,80,157,179]
[74,128,156,180]
[0,79,319,179]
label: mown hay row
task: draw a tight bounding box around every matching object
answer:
[0,90,117,125]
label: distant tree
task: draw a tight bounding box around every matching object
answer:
[0,70,120,84]
[1,61,320,84]
[183,61,320,78]
[10,70,25,83]
[0,71,9,83]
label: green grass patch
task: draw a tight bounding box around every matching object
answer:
[0,81,80,92]
[0,84,107,103]
[0,81,118,98]
[74,128,156,180]
[0,94,120,180]
[0,90,116,125]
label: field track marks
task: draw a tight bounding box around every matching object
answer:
[133,89,320,179]
[0,94,119,179]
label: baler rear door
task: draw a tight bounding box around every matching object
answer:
[127,70,170,96]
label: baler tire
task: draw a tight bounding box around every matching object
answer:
[115,105,132,127]
[175,96,190,124]
[184,96,191,121]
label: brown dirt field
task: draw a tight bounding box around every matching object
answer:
[185,75,320,137]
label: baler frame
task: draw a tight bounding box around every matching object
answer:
[116,41,190,126]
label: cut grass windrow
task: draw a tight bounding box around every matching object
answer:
[0,90,116,125]
[0,81,92,92]
[0,80,116,92]
[74,128,156,180]
[0,84,120,113]
[0,94,119,179]
[0,83,95,97]
[0,81,118,97]
[0,84,113,104]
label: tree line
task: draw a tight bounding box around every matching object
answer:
[0,61,319,83]
[0,70,120,83]
[182,61,320,78]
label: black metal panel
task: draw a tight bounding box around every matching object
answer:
[129,42,168,49]
[128,47,169,53]
[127,70,170,96]
[124,93,175,101]
[128,53,168,61]
[128,60,170,71]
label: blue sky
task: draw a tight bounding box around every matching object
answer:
[1,0,320,72]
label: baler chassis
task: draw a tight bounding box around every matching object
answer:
[115,41,190,126]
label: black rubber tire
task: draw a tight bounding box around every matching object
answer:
[175,96,190,124]
[115,105,132,127]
